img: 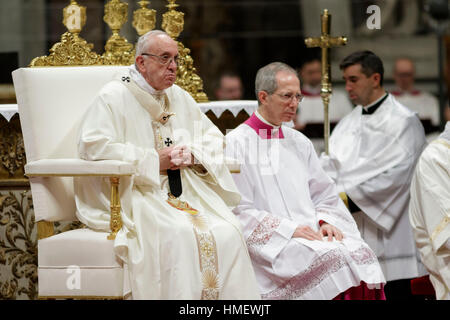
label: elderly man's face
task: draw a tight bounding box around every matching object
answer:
[259,71,301,126]
[216,76,243,100]
[136,34,178,90]
[300,60,322,88]
[393,59,415,91]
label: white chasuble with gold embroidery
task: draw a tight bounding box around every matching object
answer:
[226,117,385,300]
[74,66,260,300]
[409,122,450,300]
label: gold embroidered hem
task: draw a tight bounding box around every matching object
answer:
[195,230,220,300]
[166,193,220,299]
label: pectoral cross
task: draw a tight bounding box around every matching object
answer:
[164,137,173,147]
[305,9,347,155]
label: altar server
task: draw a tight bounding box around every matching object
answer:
[226,61,386,300]
[320,51,428,299]
[74,30,260,300]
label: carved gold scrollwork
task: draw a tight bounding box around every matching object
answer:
[0,118,26,181]
[30,32,102,67]
[27,0,209,103]
[102,0,135,65]
[0,190,86,299]
[0,191,37,300]
[162,0,208,102]
[132,1,156,36]
[176,43,208,102]
[29,0,102,67]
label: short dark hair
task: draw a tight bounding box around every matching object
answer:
[339,50,384,86]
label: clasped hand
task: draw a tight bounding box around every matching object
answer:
[158,145,194,171]
[293,223,344,241]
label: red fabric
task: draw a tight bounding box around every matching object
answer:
[301,88,321,97]
[319,220,326,226]
[244,113,284,139]
[410,275,435,296]
[391,89,421,96]
[333,281,386,300]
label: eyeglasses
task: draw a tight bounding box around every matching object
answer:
[274,92,304,103]
[141,53,179,66]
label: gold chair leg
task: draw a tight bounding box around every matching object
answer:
[107,177,123,240]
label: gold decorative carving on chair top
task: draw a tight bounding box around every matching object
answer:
[28,0,208,102]
[163,0,208,102]
[29,32,102,67]
[29,1,102,67]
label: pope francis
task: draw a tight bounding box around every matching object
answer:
[73,30,260,300]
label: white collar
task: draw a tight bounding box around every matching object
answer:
[255,110,281,129]
[128,64,167,96]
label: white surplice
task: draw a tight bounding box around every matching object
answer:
[296,86,354,154]
[409,122,450,300]
[225,115,385,300]
[297,86,354,126]
[74,66,260,300]
[320,94,428,281]
[392,89,440,127]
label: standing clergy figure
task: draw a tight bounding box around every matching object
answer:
[294,57,353,154]
[409,121,450,300]
[74,30,260,299]
[391,57,440,137]
[226,62,386,300]
[320,51,428,299]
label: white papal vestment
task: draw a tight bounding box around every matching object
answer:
[409,122,450,300]
[225,114,385,300]
[74,66,260,300]
[321,94,428,282]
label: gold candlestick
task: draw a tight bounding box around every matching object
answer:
[162,0,208,102]
[102,0,135,65]
[132,1,156,36]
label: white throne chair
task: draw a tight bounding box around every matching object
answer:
[10,0,244,300]
[13,66,135,299]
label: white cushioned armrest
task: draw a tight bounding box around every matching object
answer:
[225,156,240,173]
[25,159,134,176]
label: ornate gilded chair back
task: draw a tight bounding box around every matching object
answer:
[29,0,208,103]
